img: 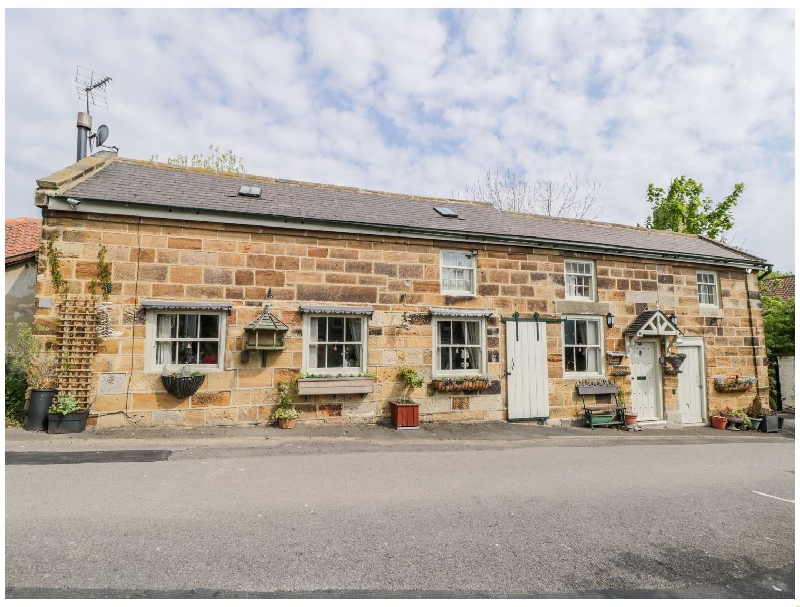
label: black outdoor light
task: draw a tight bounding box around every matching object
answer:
[606,311,614,329]
[668,312,678,326]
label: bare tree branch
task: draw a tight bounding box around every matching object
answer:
[456,168,603,220]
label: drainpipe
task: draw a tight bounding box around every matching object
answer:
[77,112,91,161]
[744,269,763,400]
[758,264,774,281]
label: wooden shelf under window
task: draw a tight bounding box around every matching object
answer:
[297,377,375,396]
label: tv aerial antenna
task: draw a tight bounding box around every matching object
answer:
[74,65,115,158]
[75,65,112,114]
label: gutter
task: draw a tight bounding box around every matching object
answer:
[44,195,770,272]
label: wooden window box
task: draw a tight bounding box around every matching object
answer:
[576,385,619,396]
[297,377,375,396]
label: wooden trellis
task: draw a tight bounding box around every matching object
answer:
[57,296,98,409]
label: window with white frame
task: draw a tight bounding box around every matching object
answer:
[564,260,595,301]
[433,317,485,375]
[563,317,603,376]
[441,250,476,295]
[697,271,718,306]
[146,310,226,372]
[304,315,368,374]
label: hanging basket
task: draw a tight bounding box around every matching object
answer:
[714,382,753,393]
[431,378,491,392]
[161,374,205,398]
[662,355,686,373]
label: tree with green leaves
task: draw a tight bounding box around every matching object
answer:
[151,144,246,175]
[760,272,795,409]
[760,274,795,358]
[643,176,744,241]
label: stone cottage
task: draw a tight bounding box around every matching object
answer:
[30,152,771,429]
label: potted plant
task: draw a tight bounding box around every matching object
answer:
[746,396,764,431]
[273,380,301,429]
[714,375,755,393]
[618,385,637,425]
[662,352,687,373]
[722,406,751,430]
[390,367,423,429]
[161,365,205,398]
[761,399,780,433]
[6,324,62,432]
[710,410,728,430]
[47,393,90,434]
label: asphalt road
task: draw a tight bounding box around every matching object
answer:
[5,434,794,599]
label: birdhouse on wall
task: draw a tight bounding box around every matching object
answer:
[242,307,288,364]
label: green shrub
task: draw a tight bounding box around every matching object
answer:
[4,370,27,426]
[49,394,81,416]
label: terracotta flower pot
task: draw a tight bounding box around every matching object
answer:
[278,417,296,429]
[711,415,728,430]
[624,413,638,426]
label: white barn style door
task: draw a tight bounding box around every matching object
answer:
[506,320,549,421]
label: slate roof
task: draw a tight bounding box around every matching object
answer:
[760,275,794,300]
[55,157,764,266]
[5,217,41,265]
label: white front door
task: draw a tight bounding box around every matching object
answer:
[629,340,661,420]
[677,342,705,424]
[506,320,549,421]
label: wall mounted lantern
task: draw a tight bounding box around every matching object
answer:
[668,312,678,326]
[606,312,614,329]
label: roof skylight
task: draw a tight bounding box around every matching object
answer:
[238,186,262,198]
[433,206,458,218]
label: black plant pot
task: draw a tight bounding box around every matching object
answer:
[26,389,56,432]
[47,409,89,434]
[760,414,779,433]
[161,375,205,398]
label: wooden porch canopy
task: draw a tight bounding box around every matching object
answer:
[623,309,683,338]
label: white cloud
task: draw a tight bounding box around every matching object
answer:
[5,8,794,270]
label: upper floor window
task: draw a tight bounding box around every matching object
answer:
[563,316,603,376]
[441,250,476,295]
[565,260,595,301]
[146,309,227,372]
[697,271,718,306]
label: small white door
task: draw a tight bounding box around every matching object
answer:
[506,321,548,420]
[629,340,661,420]
[677,343,705,423]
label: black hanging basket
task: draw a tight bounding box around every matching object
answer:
[161,375,205,398]
[663,355,686,373]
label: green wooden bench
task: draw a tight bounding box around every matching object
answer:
[577,385,624,429]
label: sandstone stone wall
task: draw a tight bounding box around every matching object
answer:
[33,210,768,429]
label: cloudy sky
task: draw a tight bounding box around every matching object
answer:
[5,8,795,271]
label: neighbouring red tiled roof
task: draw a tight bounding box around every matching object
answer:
[761,274,795,300]
[5,217,42,265]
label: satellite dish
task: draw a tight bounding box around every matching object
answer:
[96,124,109,146]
